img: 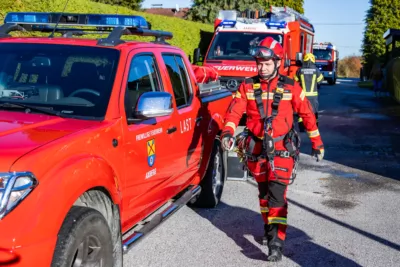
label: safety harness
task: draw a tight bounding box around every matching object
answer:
[243,75,301,185]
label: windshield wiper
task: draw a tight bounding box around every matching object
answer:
[0,102,65,117]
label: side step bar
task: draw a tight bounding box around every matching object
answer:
[122,184,201,253]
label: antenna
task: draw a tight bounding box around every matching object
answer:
[49,0,71,38]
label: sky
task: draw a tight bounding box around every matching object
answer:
[141,0,370,58]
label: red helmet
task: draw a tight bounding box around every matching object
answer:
[250,37,284,60]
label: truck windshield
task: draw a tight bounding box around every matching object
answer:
[206,32,283,61]
[313,49,332,60]
[0,43,119,119]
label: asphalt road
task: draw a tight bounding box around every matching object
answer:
[124,78,400,267]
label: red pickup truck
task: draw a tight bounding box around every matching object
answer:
[0,12,232,266]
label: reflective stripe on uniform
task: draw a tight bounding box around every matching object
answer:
[260,206,269,213]
[268,217,287,225]
[225,122,236,132]
[300,74,307,93]
[300,90,306,101]
[317,73,324,82]
[310,74,316,94]
[246,92,292,100]
[305,92,318,96]
[307,129,320,138]
[235,91,242,98]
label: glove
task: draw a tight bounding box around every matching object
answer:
[221,133,235,151]
[311,147,324,162]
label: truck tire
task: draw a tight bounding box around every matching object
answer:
[192,137,227,208]
[51,206,114,267]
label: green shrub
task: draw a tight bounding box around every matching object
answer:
[0,0,214,57]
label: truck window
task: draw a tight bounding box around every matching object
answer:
[162,54,192,108]
[206,32,283,61]
[124,54,162,119]
[314,49,332,60]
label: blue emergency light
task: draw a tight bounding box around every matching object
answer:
[4,12,150,29]
[265,21,287,29]
[219,20,236,28]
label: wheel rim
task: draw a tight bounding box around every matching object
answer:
[72,235,105,267]
[212,150,223,197]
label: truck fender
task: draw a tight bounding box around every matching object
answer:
[9,155,121,246]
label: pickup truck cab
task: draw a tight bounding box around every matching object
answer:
[0,12,232,266]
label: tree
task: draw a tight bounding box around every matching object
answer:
[90,0,144,11]
[362,0,400,73]
[257,0,304,14]
[338,55,362,78]
[187,0,304,24]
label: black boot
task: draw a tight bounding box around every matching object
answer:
[267,243,283,262]
[266,224,284,262]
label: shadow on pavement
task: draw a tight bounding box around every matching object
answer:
[192,202,361,266]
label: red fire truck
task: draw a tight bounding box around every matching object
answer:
[193,6,316,93]
[313,42,339,85]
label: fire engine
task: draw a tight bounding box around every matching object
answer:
[313,42,339,85]
[193,6,316,93]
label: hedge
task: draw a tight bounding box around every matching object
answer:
[0,0,214,58]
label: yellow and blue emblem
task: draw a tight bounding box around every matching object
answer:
[147,139,156,167]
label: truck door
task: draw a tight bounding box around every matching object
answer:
[160,52,204,185]
[121,50,178,228]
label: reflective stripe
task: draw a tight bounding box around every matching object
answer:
[298,117,303,122]
[300,74,306,92]
[299,91,305,101]
[235,91,242,98]
[307,129,320,138]
[246,92,292,100]
[305,92,318,96]
[317,74,324,82]
[268,217,287,225]
[282,93,292,100]
[310,74,316,94]
[260,206,269,213]
[225,122,236,132]
[294,75,299,82]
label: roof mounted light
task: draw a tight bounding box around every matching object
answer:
[4,12,150,29]
[266,21,287,29]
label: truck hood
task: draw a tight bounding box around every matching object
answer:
[0,111,100,171]
[204,60,258,77]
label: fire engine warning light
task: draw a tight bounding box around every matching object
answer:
[4,12,150,29]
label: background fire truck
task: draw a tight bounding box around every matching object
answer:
[193,6,316,93]
[313,42,339,85]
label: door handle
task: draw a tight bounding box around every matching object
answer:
[167,126,177,134]
[196,116,203,126]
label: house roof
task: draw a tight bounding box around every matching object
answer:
[143,7,190,18]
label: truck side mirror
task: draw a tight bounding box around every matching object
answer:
[133,91,173,120]
[296,52,303,66]
[193,48,201,64]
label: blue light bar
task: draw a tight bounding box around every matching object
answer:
[219,20,236,28]
[4,12,150,29]
[266,21,287,29]
[5,12,50,24]
[87,14,148,28]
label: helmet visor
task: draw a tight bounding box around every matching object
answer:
[249,46,276,60]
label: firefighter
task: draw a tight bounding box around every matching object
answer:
[220,37,324,262]
[294,53,324,131]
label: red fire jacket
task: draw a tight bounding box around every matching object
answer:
[222,75,324,150]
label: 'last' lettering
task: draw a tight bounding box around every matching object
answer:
[180,118,192,134]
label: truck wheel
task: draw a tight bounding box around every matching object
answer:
[51,206,114,267]
[192,137,227,208]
